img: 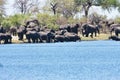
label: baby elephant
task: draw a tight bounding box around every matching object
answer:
[109,36,120,41]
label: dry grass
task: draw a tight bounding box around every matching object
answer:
[80,33,111,41]
[12,36,27,44]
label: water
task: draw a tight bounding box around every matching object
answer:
[0,41,120,80]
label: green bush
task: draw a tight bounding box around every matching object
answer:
[0,13,85,30]
[114,16,120,23]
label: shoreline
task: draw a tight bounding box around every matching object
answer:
[0,33,113,44]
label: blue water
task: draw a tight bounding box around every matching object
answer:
[0,41,120,80]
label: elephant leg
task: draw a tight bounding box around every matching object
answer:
[32,39,35,43]
[86,33,89,37]
[47,38,50,43]
[110,31,112,36]
[36,39,38,43]
[18,33,23,40]
[9,39,12,43]
[39,38,43,43]
[21,34,24,40]
[13,32,15,36]
[115,32,119,36]
[4,39,8,44]
[28,38,31,43]
[90,33,93,38]
[95,32,97,37]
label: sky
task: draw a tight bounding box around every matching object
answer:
[5,0,47,15]
[5,0,120,19]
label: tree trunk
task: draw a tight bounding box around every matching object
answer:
[53,9,56,15]
[85,10,88,18]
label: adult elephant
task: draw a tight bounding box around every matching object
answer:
[38,29,55,43]
[10,26,17,36]
[64,32,81,42]
[17,25,26,40]
[59,24,80,34]
[59,24,71,32]
[110,24,120,36]
[26,26,40,32]
[70,24,80,34]
[109,36,120,41]
[26,31,42,43]
[81,23,100,38]
[54,35,66,42]
[0,33,12,44]
[0,26,6,33]
[26,19,40,26]
[110,26,120,36]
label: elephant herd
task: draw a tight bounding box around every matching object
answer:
[0,19,120,44]
[16,22,81,43]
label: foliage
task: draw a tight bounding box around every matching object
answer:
[14,0,41,14]
[88,12,107,24]
[74,0,120,18]
[1,14,31,28]
[1,18,11,29]
[45,0,80,18]
[114,16,120,23]
[37,13,59,30]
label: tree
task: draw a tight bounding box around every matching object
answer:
[45,0,79,18]
[14,0,41,14]
[74,0,120,18]
[50,2,57,15]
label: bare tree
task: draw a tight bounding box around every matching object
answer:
[45,0,79,18]
[14,0,41,14]
[50,2,57,15]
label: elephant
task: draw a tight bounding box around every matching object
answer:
[46,31,55,43]
[109,36,120,41]
[38,29,55,43]
[81,23,100,38]
[105,20,114,28]
[26,26,40,32]
[10,27,17,36]
[64,32,81,42]
[59,24,80,34]
[54,35,66,42]
[0,33,12,44]
[17,25,26,40]
[70,24,80,34]
[110,26,120,36]
[0,26,6,33]
[26,19,40,26]
[59,24,71,32]
[54,30,81,42]
[26,31,42,43]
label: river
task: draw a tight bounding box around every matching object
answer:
[0,41,120,80]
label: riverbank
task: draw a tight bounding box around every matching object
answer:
[80,33,110,41]
[10,33,111,44]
